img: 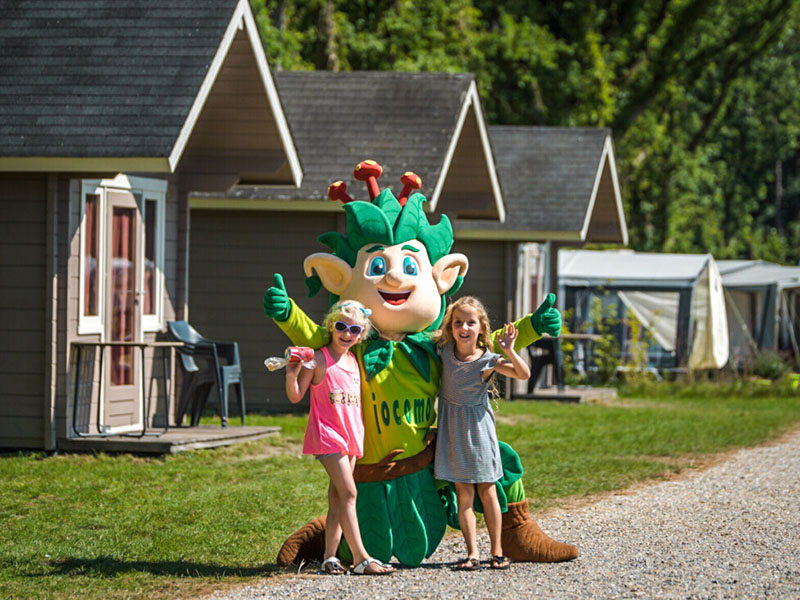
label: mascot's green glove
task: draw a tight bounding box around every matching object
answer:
[263,273,291,322]
[531,293,561,337]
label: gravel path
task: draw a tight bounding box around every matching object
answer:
[210,429,800,599]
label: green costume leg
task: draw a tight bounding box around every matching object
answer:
[339,465,447,567]
[505,477,526,503]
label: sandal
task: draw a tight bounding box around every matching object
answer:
[452,557,481,571]
[321,557,346,575]
[490,555,511,570]
[352,557,395,575]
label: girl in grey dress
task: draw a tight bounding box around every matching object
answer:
[435,296,531,571]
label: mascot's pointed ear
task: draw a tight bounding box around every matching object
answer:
[432,253,469,295]
[304,253,353,295]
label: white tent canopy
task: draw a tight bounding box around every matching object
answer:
[718,260,800,360]
[558,250,730,369]
[617,290,679,351]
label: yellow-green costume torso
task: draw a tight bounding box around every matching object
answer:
[356,343,439,464]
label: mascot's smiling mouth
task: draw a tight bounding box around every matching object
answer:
[379,290,411,305]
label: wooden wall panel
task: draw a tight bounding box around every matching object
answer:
[0,418,44,449]
[189,209,339,413]
[181,30,282,157]
[437,106,497,219]
[451,240,509,326]
[0,175,46,448]
[585,160,624,243]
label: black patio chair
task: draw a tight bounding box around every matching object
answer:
[167,321,245,427]
[527,336,564,392]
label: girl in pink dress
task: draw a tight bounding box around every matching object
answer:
[285,300,395,576]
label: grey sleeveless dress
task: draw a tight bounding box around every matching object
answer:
[434,342,502,484]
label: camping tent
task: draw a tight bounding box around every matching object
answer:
[558,250,729,370]
[718,260,800,363]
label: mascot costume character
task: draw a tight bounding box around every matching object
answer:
[265,160,578,567]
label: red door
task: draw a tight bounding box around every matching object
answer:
[103,189,143,430]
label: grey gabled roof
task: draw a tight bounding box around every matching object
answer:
[0,0,236,158]
[0,0,272,169]
[223,71,475,202]
[461,126,626,241]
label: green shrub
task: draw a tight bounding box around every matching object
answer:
[619,373,799,398]
[560,308,587,386]
[752,350,790,380]
[589,297,620,384]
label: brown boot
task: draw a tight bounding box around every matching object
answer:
[276,515,327,567]
[501,501,578,562]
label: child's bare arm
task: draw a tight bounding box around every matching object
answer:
[285,350,326,404]
[493,323,531,380]
[285,361,314,404]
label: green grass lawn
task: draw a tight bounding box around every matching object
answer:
[2,383,800,600]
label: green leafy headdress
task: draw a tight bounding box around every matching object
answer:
[306,161,464,334]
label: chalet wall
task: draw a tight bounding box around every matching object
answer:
[53,178,69,445]
[585,158,623,242]
[178,29,290,186]
[437,106,498,219]
[0,175,47,448]
[152,176,181,425]
[189,209,339,413]
[452,239,512,327]
[452,239,527,397]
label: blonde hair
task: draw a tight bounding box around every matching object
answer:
[324,300,372,338]
[437,296,493,349]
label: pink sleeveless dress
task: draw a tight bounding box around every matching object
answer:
[302,346,364,458]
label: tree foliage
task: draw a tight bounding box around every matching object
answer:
[250,0,800,263]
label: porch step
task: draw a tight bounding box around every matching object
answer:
[57,425,280,455]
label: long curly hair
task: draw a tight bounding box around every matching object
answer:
[436,296,493,349]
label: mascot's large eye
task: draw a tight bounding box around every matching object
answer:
[403,256,419,276]
[368,256,386,276]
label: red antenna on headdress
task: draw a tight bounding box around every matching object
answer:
[398,172,422,206]
[327,180,354,204]
[353,160,383,201]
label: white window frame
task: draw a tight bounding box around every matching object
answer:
[78,174,167,335]
[135,177,167,332]
[78,181,105,334]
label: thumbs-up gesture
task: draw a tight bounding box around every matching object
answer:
[531,293,561,337]
[263,273,291,321]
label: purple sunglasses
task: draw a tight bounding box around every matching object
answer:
[334,321,364,335]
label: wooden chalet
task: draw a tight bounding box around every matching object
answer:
[483,126,628,313]
[0,0,301,450]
